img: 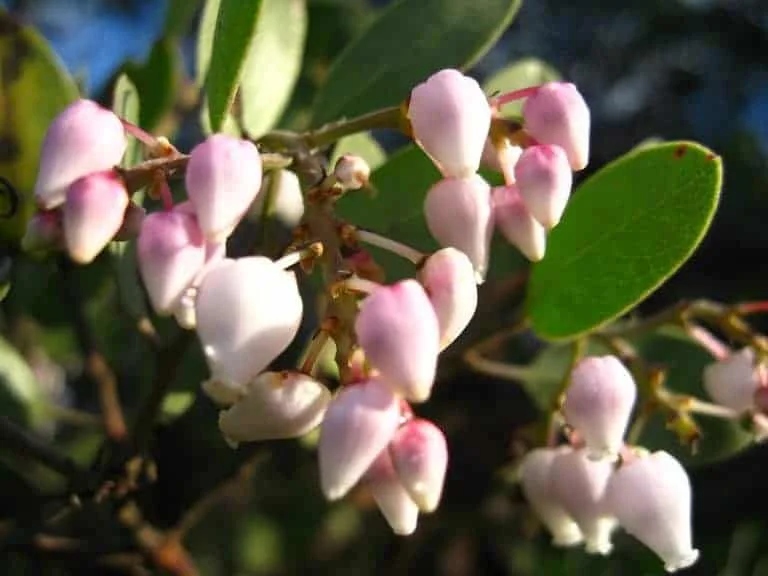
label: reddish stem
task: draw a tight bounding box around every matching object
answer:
[494,86,541,107]
[736,301,768,316]
[121,119,159,148]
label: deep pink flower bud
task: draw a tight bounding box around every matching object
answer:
[185,134,263,242]
[34,99,126,210]
[63,171,129,264]
[703,348,761,412]
[195,256,303,388]
[137,209,207,316]
[408,69,491,178]
[522,82,590,171]
[22,210,63,252]
[564,355,637,462]
[514,145,572,228]
[218,371,331,445]
[550,447,617,555]
[365,448,420,535]
[419,247,478,350]
[492,185,546,262]
[519,447,584,547]
[424,175,494,283]
[606,451,699,572]
[355,280,440,403]
[334,154,371,190]
[318,380,401,500]
[389,418,448,512]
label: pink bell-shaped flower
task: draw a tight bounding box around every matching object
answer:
[563,355,637,462]
[34,99,127,210]
[318,379,401,500]
[419,247,478,350]
[606,450,699,573]
[424,174,494,283]
[22,210,63,253]
[63,171,129,264]
[550,447,617,555]
[137,209,207,316]
[522,82,590,171]
[514,145,572,228]
[492,185,546,262]
[355,280,440,403]
[389,418,448,512]
[195,256,303,388]
[365,448,420,535]
[518,447,584,547]
[185,134,263,242]
[703,348,762,412]
[218,371,331,445]
[408,69,491,178]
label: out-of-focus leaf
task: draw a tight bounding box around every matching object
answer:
[0,335,43,426]
[159,390,197,424]
[112,74,141,169]
[311,0,523,126]
[200,0,263,132]
[109,241,147,323]
[165,0,205,37]
[236,515,283,572]
[329,132,386,171]
[0,11,79,242]
[527,142,722,341]
[124,38,181,132]
[0,255,11,301]
[239,0,308,138]
[482,58,560,117]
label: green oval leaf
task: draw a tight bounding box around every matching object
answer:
[527,141,722,340]
[0,335,43,426]
[240,0,308,138]
[482,58,560,118]
[201,0,262,132]
[0,11,79,242]
[112,74,142,170]
[310,0,522,126]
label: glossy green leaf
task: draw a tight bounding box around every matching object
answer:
[527,141,722,340]
[0,11,79,242]
[112,74,141,169]
[201,0,263,132]
[124,38,180,131]
[0,335,43,426]
[482,58,560,117]
[329,132,386,171]
[311,0,522,126]
[240,0,308,138]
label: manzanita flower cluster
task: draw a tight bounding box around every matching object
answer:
[520,354,699,573]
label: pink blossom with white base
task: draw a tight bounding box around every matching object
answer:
[63,171,129,264]
[492,185,546,262]
[318,380,401,500]
[35,99,126,210]
[365,448,420,535]
[408,69,491,178]
[355,280,440,403]
[514,144,572,229]
[606,450,699,573]
[424,174,494,283]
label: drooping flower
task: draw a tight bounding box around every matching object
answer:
[492,184,546,262]
[365,448,420,535]
[703,347,762,412]
[514,144,572,229]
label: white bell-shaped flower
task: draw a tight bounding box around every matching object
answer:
[703,347,761,412]
[365,448,420,535]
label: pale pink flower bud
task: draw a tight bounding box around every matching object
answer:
[424,174,493,283]
[252,170,305,227]
[564,355,637,462]
[518,447,584,547]
[218,371,331,445]
[195,256,303,388]
[514,145,572,228]
[389,418,448,512]
[365,448,420,535]
[606,451,699,573]
[408,69,491,178]
[137,209,207,315]
[550,447,617,555]
[703,348,761,412]
[492,185,546,262]
[355,280,440,403]
[522,82,590,171]
[63,171,129,264]
[334,154,371,190]
[318,380,401,500]
[185,134,263,242]
[419,247,478,350]
[34,99,126,210]
[22,210,63,252]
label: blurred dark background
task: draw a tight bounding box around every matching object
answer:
[1,0,768,574]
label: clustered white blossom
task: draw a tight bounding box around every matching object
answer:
[24,68,700,570]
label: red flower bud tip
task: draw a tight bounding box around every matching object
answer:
[35,99,126,210]
[514,144,572,229]
[365,448,420,535]
[492,185,546,262]
[63,171,128,264]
